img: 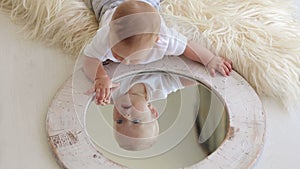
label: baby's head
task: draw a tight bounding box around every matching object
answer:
[109,0,161,64]
[112,83,159,151]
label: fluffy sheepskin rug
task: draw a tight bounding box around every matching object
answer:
[1,0,300,106]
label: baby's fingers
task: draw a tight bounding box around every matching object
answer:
[218,65,227,76]
[224,61,232,72]
[95,89,101,105]
[223,64,230,76]
[104,88,111,101]
[209,68,216,77]
[99,93,110,105]
[95,88,105,103]
[101,99,110,106]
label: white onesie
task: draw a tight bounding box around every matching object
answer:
[112,73,184,102]
[84,7,188,64]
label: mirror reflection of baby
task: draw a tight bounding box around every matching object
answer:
[111,73,197,151]
[83,0,233,105]
[112,82,159,151]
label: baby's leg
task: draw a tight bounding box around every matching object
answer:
[83,55,100,81]
[92,0,124,21]
[144,0,162,9]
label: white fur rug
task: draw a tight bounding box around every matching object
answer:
[1,0,299,106]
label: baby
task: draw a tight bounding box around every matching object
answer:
[83,0,232,105]
[111,73,197,151]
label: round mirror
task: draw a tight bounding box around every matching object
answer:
[46,56,265,169]
[85,72,228,169]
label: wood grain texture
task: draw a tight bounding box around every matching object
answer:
[46,55,265,169]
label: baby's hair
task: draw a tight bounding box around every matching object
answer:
[111,0,158,21]
[110,0,161,50]
[114,121,159,151]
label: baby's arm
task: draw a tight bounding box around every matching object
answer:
[83,55,119,105]
[183,41,232,77]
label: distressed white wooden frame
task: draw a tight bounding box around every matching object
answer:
[46,56,265,169]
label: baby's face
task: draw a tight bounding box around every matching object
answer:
[113,89,159,136]
[113,106,158,139]
[113,106,159,151]
[113,91,158,125]
[113,104,159,151]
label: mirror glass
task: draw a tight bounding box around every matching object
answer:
[85,72,228,169]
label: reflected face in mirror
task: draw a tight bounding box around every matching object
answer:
[112,83,159,151]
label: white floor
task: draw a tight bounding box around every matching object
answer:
[1,1,300,169]
[0,14,75,169]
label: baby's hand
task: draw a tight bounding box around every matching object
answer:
[86,76,119,105]
[206,56,232,77]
